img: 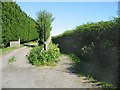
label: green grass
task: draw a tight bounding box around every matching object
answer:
[68,53,80,64]
[0,45,24,55]
[0,47,16,55]
[8,57,16,64]
[24,41,38,45]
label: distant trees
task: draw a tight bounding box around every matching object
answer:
[36,10,55,46]
[1,2,39,47]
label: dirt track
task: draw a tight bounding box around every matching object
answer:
[1,46,101,88]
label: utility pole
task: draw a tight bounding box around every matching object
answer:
[44,22,46,50]
[40,17,46,50]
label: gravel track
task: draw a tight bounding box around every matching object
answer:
[1,46,102,89]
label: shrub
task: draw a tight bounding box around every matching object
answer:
[28,43,60,66]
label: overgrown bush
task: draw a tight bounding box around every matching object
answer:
[28,43,60,66]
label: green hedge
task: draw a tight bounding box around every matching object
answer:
[1,2,39,47]
[52,17,119,87]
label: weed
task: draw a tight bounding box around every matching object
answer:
[68,54,80,64]
[8,57,16,64]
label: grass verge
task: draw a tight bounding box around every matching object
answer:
[0,47,17,55]
[0,45,24,55]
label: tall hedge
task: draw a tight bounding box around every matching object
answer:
[1,2,39,47]
[52,18,119,87]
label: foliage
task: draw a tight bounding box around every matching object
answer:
[64,56,117,89]
[52,17,119,87]
[8,57,16,64]
[68,54,80,64]
[28,42,60,66]
[0,38,5,48]
[36,10,55,45]
[100,82,116,90]
[2,2,39,47]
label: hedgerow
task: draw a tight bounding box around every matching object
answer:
[52,17,119,87]
[1,2,39,47]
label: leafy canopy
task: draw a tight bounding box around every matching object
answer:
[36,10,55,45]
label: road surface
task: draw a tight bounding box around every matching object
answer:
[0,46,102,88]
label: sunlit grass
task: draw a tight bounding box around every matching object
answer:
[0,47,17,55]
[23,41,38,47]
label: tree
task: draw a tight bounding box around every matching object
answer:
[36,10,55,46]
[118,1,120,17]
